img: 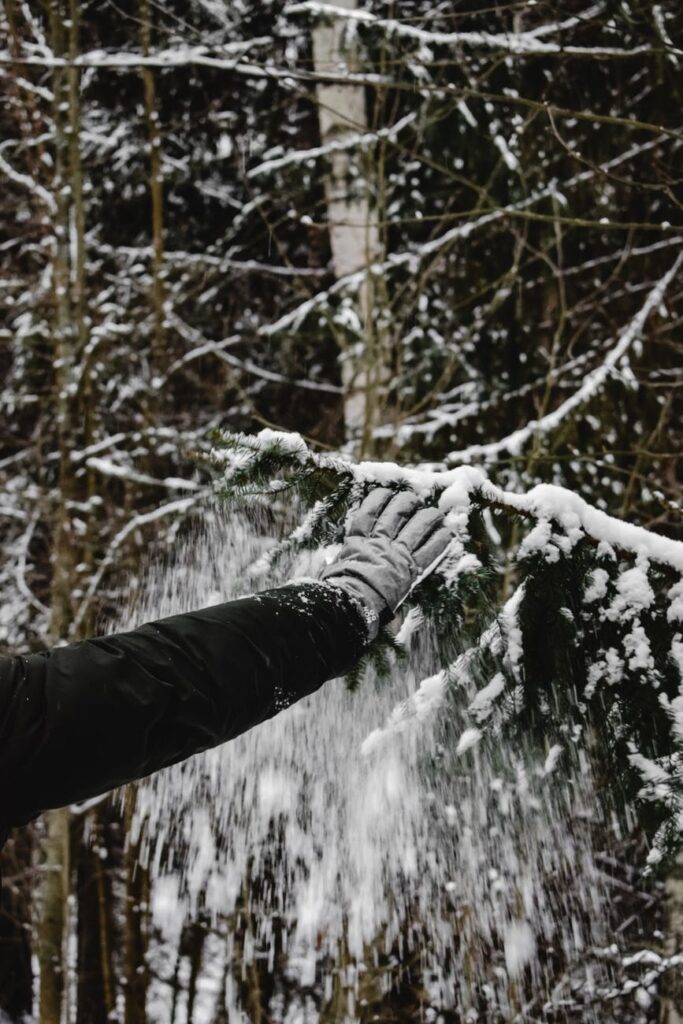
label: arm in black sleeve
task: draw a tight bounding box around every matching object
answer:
[0,581,368,828]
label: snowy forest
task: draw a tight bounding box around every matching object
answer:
[1,0,682,1021]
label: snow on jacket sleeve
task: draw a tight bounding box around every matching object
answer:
[0,581,368,828]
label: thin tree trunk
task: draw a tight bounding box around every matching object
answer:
[48,0,78,642]
[64,10,118,1008]
[311,0,386,453]
[0,826,35,1019]
[66,0,100,607]
[93,828,117,1018]
[67,0,86,355]
[186,915,209,1024]
[117,17,166,1011]
[39,4,76,1020]
[40,2,102,1018]
[75,811,115,1024]
[39,808,71,1024]
[139,0,165,377]
[0,8,46,1018]
[124,789,150,1024]
[659,857,683,1022]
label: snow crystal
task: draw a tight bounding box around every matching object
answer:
[668,580,683,622]
[437,465,487,514]
[503,919,535,978]
[629,750,670,787]
[623,622,655,674]
[256,427,309,457]
[500,587,524,678]
[394,606,424,648]
[542,744,563,776]
[667,697,683,745]
[360,670,447,756]
[596,540,616,561]
[482,507,502,546]
[493,134,520,172]
[518,518,553,560]
[608,565,655,620]
[584,568,609,603]
[671,636,683,681]
[468,672,505,721]
[456,727,482,755]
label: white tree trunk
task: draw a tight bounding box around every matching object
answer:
[660,858,683,1022]
[312,0,383,449]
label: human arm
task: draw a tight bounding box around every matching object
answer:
[0,487,452,830]
[0,581,366,828]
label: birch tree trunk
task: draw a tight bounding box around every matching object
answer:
[659,859,683,1022]
[140,0,166,379]
[311,0,386,454]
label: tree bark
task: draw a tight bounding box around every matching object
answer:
[139,0,166,378]
[0,826,35,1019]
[40,2,100,1019]
[659,855,683,1022]
[39,808,71,1024]
[123,789,150,1024]
[39,4,76,1021]
[75,809,116,1024]
[311,0,386,453]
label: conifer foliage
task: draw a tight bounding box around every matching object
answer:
[213,427,683,866]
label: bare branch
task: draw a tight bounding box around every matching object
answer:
[443,249,683,464]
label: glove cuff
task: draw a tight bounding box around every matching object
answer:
[315,577,383,642]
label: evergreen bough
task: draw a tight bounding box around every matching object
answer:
[209,428,683,868]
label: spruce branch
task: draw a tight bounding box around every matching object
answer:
[209,427,683,866]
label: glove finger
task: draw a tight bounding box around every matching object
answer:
[374,490,424,539]
[412,525,455,573]
[324,534,413,580]
[396,506,444,552]
[321,535,416,615]
[347,487,395,536]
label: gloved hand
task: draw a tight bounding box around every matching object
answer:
[320,487,454,641]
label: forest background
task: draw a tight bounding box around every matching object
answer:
[0,0,682,1021]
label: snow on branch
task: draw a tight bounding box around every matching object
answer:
[0,505,29,521]
[247,112,417,179]
[164,311,343,394]
[15,510,49,618]
[0,47,387,87]
[72,496,200,634]
[0,146,57,215]
[372,349,598,444]
[285,2,682,59]
[98,243,325,278]
[361,620,501,756]
[85,456,204,492]
[212,428,683,863]
[261,131,676,339]
[443,248,683,464]
[213,428,683,574]
[0,37,271,69]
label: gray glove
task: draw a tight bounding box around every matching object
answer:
[320,487,453,641]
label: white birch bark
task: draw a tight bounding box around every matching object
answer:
[311,0,383,449]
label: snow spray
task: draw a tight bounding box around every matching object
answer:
[122,501,637,1023]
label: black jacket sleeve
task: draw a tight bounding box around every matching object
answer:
[0,581,368,828]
